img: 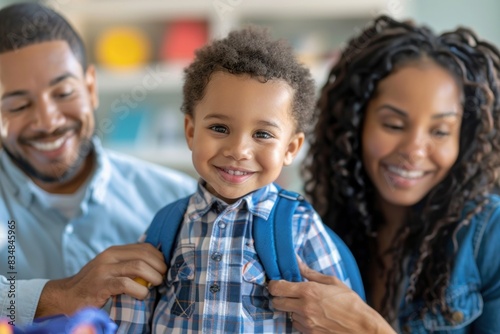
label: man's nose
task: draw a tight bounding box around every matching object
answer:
[31,97,64,133]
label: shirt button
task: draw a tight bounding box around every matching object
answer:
[211,252,222,262]
[209,284,220,293]
[218,222,226,229]
[65,225,74,234]
[451,311,464,323]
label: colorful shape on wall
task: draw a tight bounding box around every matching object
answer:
[160,19,208,62]
[95,26,152,69]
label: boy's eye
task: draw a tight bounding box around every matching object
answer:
[209,125,228,134]
[254,131,273,139]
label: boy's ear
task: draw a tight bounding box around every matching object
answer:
[184,114,195,151]
[283,132,305,166]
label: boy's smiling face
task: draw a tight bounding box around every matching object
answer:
[185,71,304,203]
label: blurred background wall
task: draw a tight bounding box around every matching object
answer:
[408,0,500,47]
[0,0,497,190]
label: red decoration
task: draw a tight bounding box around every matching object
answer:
[161,20,208,62]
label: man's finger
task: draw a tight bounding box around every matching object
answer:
[101,244,167,274]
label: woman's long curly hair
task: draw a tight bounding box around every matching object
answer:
[303,15,500,322]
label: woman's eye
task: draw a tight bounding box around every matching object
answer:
[432,129,450,138]
[383,123,403,131]
[254,131,273,139]
[209,125,228,134]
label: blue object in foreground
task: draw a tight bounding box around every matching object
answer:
[8,307,117,334]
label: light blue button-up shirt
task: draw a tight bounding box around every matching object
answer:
[0,138,196,325]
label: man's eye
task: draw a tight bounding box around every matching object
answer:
[9,103,30,112]
[57,90,74,98]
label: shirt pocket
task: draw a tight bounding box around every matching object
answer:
[165,244,196,318]
[400,283,483,333]
[241,247,275,321]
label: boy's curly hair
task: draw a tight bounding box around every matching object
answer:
[303,15,500,322]
[182,26,316,134]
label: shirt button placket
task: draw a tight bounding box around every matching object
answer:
[209,209,225,298]
[209,283,220,293]
[211,252,222,262]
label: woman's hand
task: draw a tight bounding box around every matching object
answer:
[268,261,396,334]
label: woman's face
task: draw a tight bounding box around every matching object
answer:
[362,60,462,207]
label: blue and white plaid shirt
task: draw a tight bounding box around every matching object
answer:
[111,182,348,333]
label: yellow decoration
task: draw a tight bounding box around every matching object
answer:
[95,26,151,69]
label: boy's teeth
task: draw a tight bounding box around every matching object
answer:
[225,169,248,176]
[387,165,424,179]
[31,137,66,151]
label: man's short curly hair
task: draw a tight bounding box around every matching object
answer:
[0,2,87,71]
[182,26,316,134]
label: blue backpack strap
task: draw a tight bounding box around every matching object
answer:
[273,188,303,282]
[323,226,366,301]
[253,195,281,281]
[144,195,191,262]
[253,184,366,300]
[253,184,302,282]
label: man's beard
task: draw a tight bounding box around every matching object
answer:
[4,137,94,184]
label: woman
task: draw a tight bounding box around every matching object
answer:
[269,15,500,333]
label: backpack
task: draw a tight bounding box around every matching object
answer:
[144,185,365,300]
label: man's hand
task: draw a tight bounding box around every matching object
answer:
[35,243,166,318]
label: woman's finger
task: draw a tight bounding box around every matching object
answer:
[299,260,343,286]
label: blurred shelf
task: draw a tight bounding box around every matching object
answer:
[56,0,388,173]
[95,59,335,94]
[95,63,185,93]
[59,0,389,22]
[106,144,194,170]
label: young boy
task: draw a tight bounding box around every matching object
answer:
[111,26,349,333]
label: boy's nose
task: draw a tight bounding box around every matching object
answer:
[224,136,252,160]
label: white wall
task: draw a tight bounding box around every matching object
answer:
[406,0,500,46]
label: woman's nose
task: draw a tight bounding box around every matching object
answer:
[397,131,429,165]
